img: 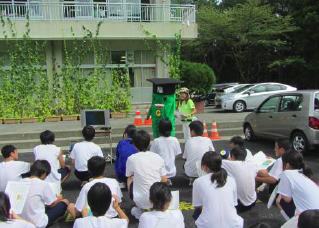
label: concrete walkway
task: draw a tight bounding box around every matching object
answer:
[0,107,249,135]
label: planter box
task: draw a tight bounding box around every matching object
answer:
[61,115,78,121]
[194,101,205,113]
[3,118,21,124]
[45,116,61,122]
[21,117,39,123]
[111,112,127,118]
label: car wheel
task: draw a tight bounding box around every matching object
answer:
[292,132,308,155]
[204,100,209,107]
[244,124,255,141]
[233,101,246,113]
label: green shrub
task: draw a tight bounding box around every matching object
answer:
[180,60,215,94]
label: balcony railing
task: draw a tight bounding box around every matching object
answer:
[0,2,196,23]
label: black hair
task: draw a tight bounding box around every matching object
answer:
[150,182,172,211]
[87,182,112,217]
[189,121,204,136]
[132,129,150,152]
[298,209,319,228]
[275,138,291,152]
[230,136,244,147]
[201,151,227,187]
[158,118,172,137]
[123,125,136,139]
[1,145,16,159]
[0,192,10,222]
[248,223,271,228]
[230,146,247,161]
[40,130,55,144]
[282,150,314,181]
[88,156,106,177]
[30,160,51,178]
[82,125,95,141]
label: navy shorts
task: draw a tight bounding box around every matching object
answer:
[45,201,68,227]
[74,169,92,182]
[58,167,70,180]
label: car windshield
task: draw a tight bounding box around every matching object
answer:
[231,84,253,93]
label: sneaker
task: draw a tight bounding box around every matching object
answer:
[166,179,173,186]
[131,207,143,220]
[119,182,126,189]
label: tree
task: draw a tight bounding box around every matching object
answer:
[180,61,216,94]
[183,0,296,83]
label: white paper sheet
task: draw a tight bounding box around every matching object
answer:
[169,191,179,210]
[267,185,278,209]
[252,151,276,171]
[5,181,30,214]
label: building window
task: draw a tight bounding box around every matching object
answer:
[111,51,126,64]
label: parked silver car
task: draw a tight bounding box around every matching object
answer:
[214,84,250,107]
[243,90,319,154]
[221,83,297,112]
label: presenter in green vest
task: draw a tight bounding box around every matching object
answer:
[176,87,197,141]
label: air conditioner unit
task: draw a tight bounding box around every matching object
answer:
[126,51,134,64]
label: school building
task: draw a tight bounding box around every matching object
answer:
[0,0,197,104]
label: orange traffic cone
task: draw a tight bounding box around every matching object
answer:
[210,119,221,140]
[133,107,143,126]
[202,120,209,138]
[144,105,152,125]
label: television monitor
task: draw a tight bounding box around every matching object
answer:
[80,109,111,129]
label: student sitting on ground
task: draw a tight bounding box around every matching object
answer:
[70,125,103,183]
[183,121,215,183]
[0,192,35,228]
[114,125,138,188]
[0,145,30,192]
[298,209,319,228]
[68,156,122,219]
[139,182,185,228]
[255,138,291,193]
[229,136,253,161]
[126,130,167,219]
[19,160,70,228]
[33,130,71,184]
[276,150,319,219]
[192,151,243,228]
[222,147,257,213]
[150,118,182,185]
[73,182,129,228]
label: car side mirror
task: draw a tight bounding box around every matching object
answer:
[254,108,259,113]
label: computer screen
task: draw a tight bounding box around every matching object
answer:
[85,111,106,126]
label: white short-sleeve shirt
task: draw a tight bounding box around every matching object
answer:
[73,216,128,228]
[245,149,253,161]
[19,178,57,228]
[0,219,36,228]
[150,136,182,178]
[126,152,166,209]
[75,178,122,218]
[222,160,257,206]
[0,161,30,191]
[192,174,243,228]
[183,136,215,177]
[278,170,319,213]
[33,144,61,182]
[138,210,185,228]
[268,157,283,181]
[70,141,103,172]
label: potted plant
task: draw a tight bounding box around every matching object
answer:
[45,116,61,122]
[180,61,216,113]
[61,115,79,121]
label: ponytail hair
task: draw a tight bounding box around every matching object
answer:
[201,151,227,188]
[282,150,314,181]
